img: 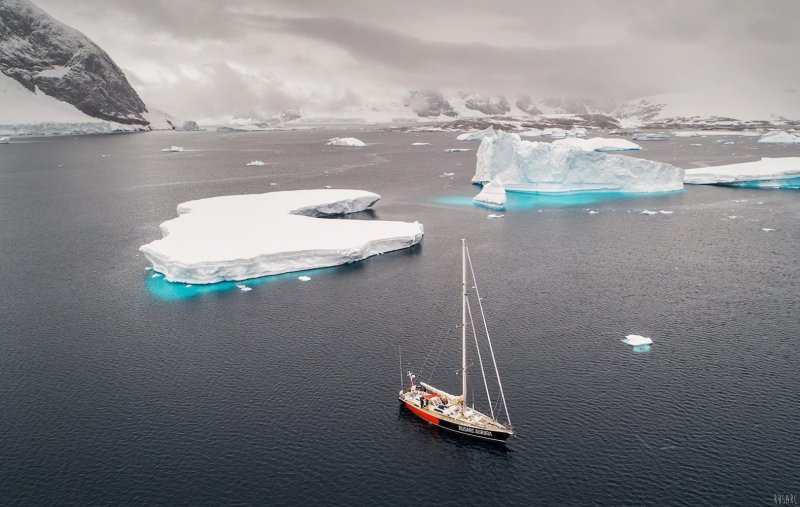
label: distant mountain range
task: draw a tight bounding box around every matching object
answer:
[1,0,797,135]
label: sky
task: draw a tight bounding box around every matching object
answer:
[33,0,800,122]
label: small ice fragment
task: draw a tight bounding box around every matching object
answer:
[727,215,738,219]
[327,137,365,147]
[151,273,161,278]
[0,136,10,144]
[689,143,702,146]
[411,142,431,146]
[246,160,266,166]
[298,275,311,281]
[445,148,471,153]
[161,146,184,152]
[761,228,775,232]
[659,210,674,214]
[622,334,653,346]
[487,214,505,219]
[269,182,278,186]
[324,185,331,189]
[641,210,658,215]
[440,172,455,177]
[145,267,152,271]
[185,284,192,288]
[236,284,252,292]
[588,210,599,214]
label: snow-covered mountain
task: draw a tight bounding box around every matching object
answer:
[613,89,800,129]
[0,0,157,132]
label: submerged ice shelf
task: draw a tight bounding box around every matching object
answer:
[139,189,424,284]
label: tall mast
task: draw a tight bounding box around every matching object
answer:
[461,238,467,409]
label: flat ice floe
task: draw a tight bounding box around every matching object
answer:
[161,146,184,152]
[327,137,366,147]
[457,126,495,141]
[246,160,266,166]
[758,131,800,144]
[684,157,800,187]
[552,137,642,152]
[139,189,424,284]
[472,131,683,193]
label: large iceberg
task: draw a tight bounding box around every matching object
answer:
[758,131,800,144]
[457,126,496,141]
[139,189,424,284]
[473,178,506,209]
[552,137,642,152]
[472,131,683,193]
[684,157,800,188]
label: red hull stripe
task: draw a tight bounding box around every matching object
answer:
[406,402,439,425]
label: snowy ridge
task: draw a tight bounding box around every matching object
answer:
[0,0,151,129]
[139,189,424,284]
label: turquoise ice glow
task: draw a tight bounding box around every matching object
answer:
[436,189,682,210]
[724,176,800,190]
[145,267,331,301]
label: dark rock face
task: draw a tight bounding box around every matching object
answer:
[404,90,457,117]
[462,93,510,115]
[0,0,148,125]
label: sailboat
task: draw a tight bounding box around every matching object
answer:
[398,239,514,443]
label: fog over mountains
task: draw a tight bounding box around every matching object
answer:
[2,0,800,127]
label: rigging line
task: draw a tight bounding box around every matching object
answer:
[465,296,495,420]
[466,245,513,429]
[415,243,461,378]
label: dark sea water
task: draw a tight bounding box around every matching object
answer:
[1,129,798,505]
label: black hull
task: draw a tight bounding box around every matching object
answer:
[400,399,511,443]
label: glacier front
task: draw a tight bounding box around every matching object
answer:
[139,189,424,284]
[472,131,683,193]
[684,158,800,188]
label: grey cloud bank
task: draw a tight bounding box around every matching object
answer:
[31,0,800,121]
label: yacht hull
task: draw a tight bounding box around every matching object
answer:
[401,400,511,443]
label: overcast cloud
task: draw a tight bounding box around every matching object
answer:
[33,0,800,121]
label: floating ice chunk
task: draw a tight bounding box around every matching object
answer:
[411,142,431,146]
[689,143,703,147]
[473,131,683,193]
[588,210,599,214]
[246,160,266,166]
[553,137,642,152]
[762,228,775,232]
[327,137,366,147]
[473,178,506,210]
[269,182,278,186]
[0,136,9,144]
[185,284,192,288]
[298,275,311,281]
[161,146,184,152]
[758,131,800,144]
[622,334,653,346]
[632,133,669,141]
[440,172,455,177]
[457,126,495,141]
[519,129,543,137]
[684,157,800,186]
[487,214,505,219]
[727,215,738,219]
[139,189,424,284]
[151,273,161,278]
[641,210,658,215]
[673,131,701,138]
[445,148,471,153]
[236,284,252,292]
[659,210,674,214]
